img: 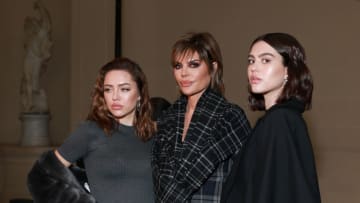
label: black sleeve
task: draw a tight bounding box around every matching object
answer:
[27,150,96,203]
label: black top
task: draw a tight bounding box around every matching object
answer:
[221,98,321,203]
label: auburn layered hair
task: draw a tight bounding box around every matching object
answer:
[171,32,225,96]
[87,57,156,141]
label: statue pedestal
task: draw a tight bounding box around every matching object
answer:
[19,113,51,146]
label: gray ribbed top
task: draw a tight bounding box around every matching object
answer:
[58,121,154,203]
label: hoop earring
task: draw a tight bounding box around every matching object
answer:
[136,100,141,111]
[283,75,288,85]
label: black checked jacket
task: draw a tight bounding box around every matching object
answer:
[151,89,251,202]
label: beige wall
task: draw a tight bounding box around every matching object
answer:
[69,0,115,131]
[0,0,359,202]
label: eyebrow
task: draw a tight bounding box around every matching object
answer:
[248,53,275,58]
[104,83,131,87]
[174,58,201,62]
[188,58,201,62]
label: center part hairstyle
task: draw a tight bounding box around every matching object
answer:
[171,32,225,95]
[87,57,156,141]
[248,32,313,111]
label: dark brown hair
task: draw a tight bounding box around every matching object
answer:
[87,57,155,141]
[248,33,313,111]
[171,32,225,95]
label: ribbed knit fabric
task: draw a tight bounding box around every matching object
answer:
[58,121,154,203]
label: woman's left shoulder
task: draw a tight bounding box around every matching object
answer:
[267,106,303,122]
[267,98,305,118]
[263,106,307,133]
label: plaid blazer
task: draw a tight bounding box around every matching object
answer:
[152,89,251,202]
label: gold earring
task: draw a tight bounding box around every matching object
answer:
[284,75,288,85]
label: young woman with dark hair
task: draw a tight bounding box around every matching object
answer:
[221,33,321,203]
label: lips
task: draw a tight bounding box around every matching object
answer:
[111,104,123,110]
[249,76,261,84]
[179,81,192,87]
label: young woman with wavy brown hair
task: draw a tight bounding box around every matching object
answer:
[28,57,156,203]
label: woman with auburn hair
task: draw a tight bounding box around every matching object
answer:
[221,33,321,203]
[28,57,156,203]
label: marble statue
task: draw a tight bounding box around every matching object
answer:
[20,0,52,113]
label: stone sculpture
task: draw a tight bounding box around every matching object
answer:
[19,0,52,146]
[20,0,52,113]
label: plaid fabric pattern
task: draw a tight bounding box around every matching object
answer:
[190,159,233,202]
[152,89,251,203]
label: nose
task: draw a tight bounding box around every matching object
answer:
[248,63,257,72]
[180,66,188,77]
[112,88,120,100]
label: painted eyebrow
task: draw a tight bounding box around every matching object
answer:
[248,53,275,58]
[189,58,201,62]
[173,58,201,63]
[103,83,131,87]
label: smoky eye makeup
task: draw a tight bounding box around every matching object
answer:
[173,62,182,69]
[188,59,201,68]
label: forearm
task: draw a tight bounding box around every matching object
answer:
[55,149,71,167]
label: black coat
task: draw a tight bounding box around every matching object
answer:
[27,150,96,203]
[221,99,321,203]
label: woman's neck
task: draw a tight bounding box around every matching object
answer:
[182,92,203,141]
[264,88,283,110]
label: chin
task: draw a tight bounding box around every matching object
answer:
[110,112,123,118]
[182,88,207,97]
[250,86,263,94]
[112,113,126,119]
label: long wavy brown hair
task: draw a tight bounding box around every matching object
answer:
[87,57,156,141]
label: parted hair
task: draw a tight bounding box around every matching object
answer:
[248,33,313,111]
[171,32,225,95]
[87,57,156,141]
